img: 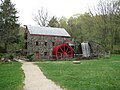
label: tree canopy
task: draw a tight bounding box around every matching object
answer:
[32,0,120,52]
[48,16,59,27]
[0,0,20,52]
[57,0,120,52]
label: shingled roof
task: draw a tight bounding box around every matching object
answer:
[27,25,70,37]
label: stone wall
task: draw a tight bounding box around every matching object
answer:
[24,29,71,59]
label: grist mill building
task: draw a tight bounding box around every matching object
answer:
[24,25,71,60]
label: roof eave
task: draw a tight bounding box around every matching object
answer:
[30,34,71,38]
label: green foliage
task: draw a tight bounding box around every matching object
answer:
[26,54,34,61]
[0,53,3,59]
[59,16,70,30]
[36,55,120,90]
[0,62,24,90]
[112,50,120,54]
[0,46,6,53]
[0,53,9,59]
[0,53,15,60]
[67,16,79,40]
[58,0,120,52]
[9,27,25,51]
[8,54,14,60]
[0,0,20,52]
[48,16,59,27]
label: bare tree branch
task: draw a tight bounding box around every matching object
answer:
[33,7,50,27]
[0,0,3,3]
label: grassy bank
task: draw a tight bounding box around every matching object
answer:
[0,62,24,90]
[36,55,120,90]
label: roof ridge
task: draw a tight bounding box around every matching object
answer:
[27,25,64,29]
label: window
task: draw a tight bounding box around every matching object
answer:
[64,38,66,40]
[45,42,47,46]
[36,41,38,46]
[52,42,55,46]
[44,52,47,56]
[25,52,27,55]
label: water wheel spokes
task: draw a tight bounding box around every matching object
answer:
[52,44,73,60]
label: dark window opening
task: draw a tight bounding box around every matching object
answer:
[44,52,47,56]
[45,42,47,46]
[52,42,55,46]
[24,33,27,40]
[25,52,27,55]
[36,41,38,46]
[25,42,27,49]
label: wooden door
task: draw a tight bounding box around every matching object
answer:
[36,52,39,60]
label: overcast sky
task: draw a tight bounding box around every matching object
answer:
[11,0,99,26]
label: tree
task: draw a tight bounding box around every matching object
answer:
[67,16,79,40]
[0,11,3,43]
[33,7,50,27]
[89,0,120,51]
[48,16,59,27]
[0,0,3,4]
[59,16,70,32]
[0,0,20,52]
[0,1,3,45]
[113,0,120,46]
[75,13,96,42]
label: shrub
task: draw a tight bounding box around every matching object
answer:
[0,53,15,60]
[9,54,14,60]
[0,53,3,60]
[26,54,34,61]
[0,46,6,53]
[112,50,120,54]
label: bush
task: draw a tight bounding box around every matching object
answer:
[9,54,14,60]
[0,46,6,53]
[112,50,120,54]
[0,53,3,59]
[2,53,9,59]
[0,53,15,60]
[26,54,34,61]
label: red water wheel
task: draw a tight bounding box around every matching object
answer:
[52,44,73,60]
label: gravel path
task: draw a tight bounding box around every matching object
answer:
[22,61,63,90]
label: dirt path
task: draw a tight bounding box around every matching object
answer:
[22,61,63,90]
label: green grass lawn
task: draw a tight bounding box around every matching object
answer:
[0,62,24,90]
[36,55,120,90]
